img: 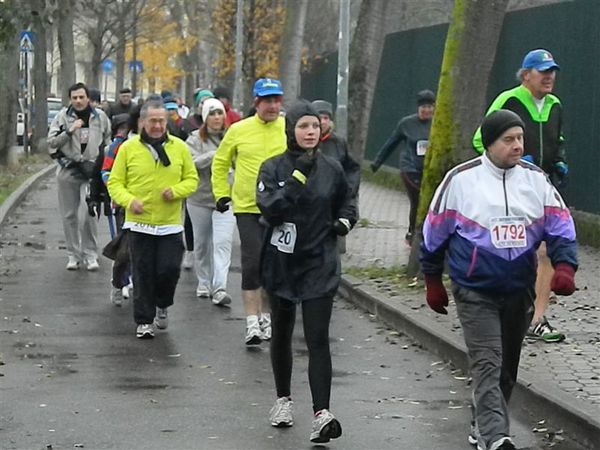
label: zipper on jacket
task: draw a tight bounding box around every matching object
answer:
[502,171,512,261]
[539,121,544,167]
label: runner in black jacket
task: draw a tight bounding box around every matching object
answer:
[257,100,356,444]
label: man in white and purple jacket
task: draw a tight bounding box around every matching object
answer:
[420,109,577,450]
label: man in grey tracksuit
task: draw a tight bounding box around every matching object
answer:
[48,82,111,271]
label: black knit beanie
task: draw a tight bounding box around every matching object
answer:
[416,90,436,106]
[481,109,525,149]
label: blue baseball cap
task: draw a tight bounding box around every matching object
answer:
[253,78,283,97]
[522,49,560,71]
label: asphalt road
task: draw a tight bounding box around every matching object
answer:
[0,178,584,449]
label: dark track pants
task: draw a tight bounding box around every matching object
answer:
[128,231,185,325]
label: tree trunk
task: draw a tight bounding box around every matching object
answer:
[31,0,49,154]
[115,12,126,95]
[57,1,75,103]
[406,0,510,276]
[279,0,308,105]
[0,30,19,166]
[347,0,389,164]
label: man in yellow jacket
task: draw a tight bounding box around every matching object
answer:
[108,99,198,339]
[212,78,286,345]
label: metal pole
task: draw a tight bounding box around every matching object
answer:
[103,71,108,101]
[335,0,350,139]
[131,6,138,97]
[232,0,244,113]
[23,50,30,157]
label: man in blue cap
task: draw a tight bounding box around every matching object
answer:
[472,49,567,343]
[212,78,286,346]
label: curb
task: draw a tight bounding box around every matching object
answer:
[0,164,55,228]
[339,274,600,450]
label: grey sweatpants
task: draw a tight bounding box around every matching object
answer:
[56,166,98,261]
[452,283,534,450]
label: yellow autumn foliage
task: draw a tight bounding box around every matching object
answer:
[212,0,285,80]
[125,4,189,92]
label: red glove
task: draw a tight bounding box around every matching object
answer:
[551,263,576,296]
[424,274,449,314]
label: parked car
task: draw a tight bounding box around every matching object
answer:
[47,97,63,128]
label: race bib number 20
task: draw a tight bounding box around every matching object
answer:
[270,222,297,254]
[489,216,527,248]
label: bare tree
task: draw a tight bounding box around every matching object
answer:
[31,0,51,154]
[347,0,389,164]
[279,0,309,104]
[57,0,75,102]
[406,0,510,275]
[0,23,20,166]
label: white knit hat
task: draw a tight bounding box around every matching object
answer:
[202,98,225,123]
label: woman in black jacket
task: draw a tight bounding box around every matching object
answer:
[256,100,357,444]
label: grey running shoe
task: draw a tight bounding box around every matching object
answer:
[182,251,194,270]
[269,397,293,427]
[260,314,272,341]
[212,290,232,306]
[136,324,155,339]
[468,420,478,445]
[196,285,210,298]
[310,409,342,443]
[110,287,123,307]
[85,258,99,271]
[154,308,168,330]
[66,256,80,271]
[245,322,261,346]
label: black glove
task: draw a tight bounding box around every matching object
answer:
[216,196,231,213]
[370,162,379,173]
[87,199,100,218]
[333,218,351,236]
[294,152,316,179]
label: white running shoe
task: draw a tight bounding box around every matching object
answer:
[196,285,210,298]
[122,285,130,299]
[85,258,99,271]
[66,256,80,271]
[136,324,155,339]
[310,409,342,443]
[154,308,168,330]
[110,287,123,307]
[259,313,272,341]
[212,290,232,306]
[182,251,194,270]
[269,397,293,427]
[245,317,261,346]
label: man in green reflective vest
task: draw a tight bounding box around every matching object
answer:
[473,49,568,343]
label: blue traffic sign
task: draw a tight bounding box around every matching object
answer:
[128,60,143,73]
[19,30,34,52]
[102,59,114,73]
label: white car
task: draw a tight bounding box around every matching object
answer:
[16,98,25,145]
[47,97,63,128]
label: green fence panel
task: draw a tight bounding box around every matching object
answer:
[301,0,600,213]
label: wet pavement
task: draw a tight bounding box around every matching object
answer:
[0,169,590,449]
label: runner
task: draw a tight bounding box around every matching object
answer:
[422,110,577,450]
[257,100,356,443]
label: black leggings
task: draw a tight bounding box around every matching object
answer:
[270,294,333,413]
[401,171,421,235]
[184,204,194,250]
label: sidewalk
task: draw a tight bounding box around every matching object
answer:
[341,181,600,449]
